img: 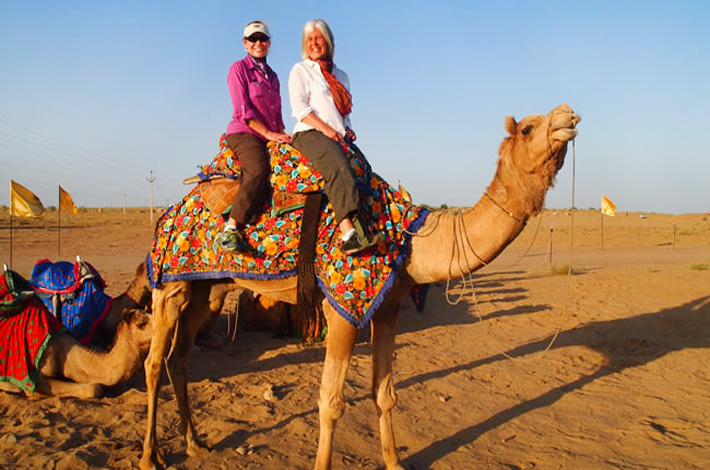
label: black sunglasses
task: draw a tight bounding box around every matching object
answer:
[247,35,270,43]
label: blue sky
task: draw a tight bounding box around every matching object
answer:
[1,1,708,214]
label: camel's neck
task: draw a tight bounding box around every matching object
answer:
[406,157,550,284]
[62,326,144,385]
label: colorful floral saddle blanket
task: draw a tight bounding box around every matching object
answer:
[147,136,430,327]
[1,269,65,393]
[29,259,112,346]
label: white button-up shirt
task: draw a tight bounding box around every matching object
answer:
[288,59,352,136]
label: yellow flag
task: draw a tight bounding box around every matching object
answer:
[59,185,79,214]
[601,195,616,217]
[10,180,45,217]
[398,181,412,204]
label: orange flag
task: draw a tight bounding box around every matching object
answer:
[601,195,616,217]
[59,185,79,214]
[10,180,45,217]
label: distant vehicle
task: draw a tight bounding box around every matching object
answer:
[639,213,647,219]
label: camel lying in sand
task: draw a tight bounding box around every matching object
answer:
[138,104,580,470]
[0,308,152,398]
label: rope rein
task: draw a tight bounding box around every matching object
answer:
[404,115,578,361]
[473,139,577,361]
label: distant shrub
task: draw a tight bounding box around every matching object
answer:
[690,263,709,271]
[550,263,571,275]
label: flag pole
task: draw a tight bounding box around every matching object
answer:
[9,182,13,269]
[58,185,62,255]
[601,210,604,251]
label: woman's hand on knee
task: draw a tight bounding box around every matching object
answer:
[323,126,344,143]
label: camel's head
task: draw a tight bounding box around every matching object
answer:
[132,261,153,310]
[498,104,580,188]
[120,308,153,353]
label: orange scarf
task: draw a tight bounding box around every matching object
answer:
[317,59,352,117]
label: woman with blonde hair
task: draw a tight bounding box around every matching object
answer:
[288,19,379,255]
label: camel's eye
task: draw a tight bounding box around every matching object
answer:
[521,125,533,136]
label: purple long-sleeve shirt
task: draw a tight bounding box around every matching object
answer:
[226,55,285,139]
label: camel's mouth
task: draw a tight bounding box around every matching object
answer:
[550,127,578,142]
[549,111,581,143]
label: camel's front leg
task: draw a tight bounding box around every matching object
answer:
[315,304,357,470]
[167,287,212,458]
[32,375,103,398]
[140,285,188,470]
[371,302,405,470]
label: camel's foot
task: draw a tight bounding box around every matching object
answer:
[139,447,165,470]
[386,462,407,470]
[85,384,104,398]
[186,437,209,457]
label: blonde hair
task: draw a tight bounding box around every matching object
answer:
[301,19,334,60]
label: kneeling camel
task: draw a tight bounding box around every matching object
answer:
[0,308,152,398]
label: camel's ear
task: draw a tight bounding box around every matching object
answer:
[505,116,517,136]
[134,312,150,330]
[122,308,150,329]
[122,307,135,323]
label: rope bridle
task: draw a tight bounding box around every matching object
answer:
[483,191,525,225]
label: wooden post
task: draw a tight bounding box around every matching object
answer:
[548,226,554,264]
[147,170,156,224]
[673,223,677,250]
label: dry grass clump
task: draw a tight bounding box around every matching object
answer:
[690,263,709,271]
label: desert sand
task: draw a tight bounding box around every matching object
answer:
[0,207,708,469]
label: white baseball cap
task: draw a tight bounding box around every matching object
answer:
[244,22,270,39]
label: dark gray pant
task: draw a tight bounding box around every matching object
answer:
[292,130,359,223]
[227,132,270,225]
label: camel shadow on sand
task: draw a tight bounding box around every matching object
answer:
[205,294,709,466]
[397,269,569,335]
[204,294,709,467]
[402,295,710,468]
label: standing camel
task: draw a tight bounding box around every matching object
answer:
[0,308,152,398]
[139,104,580,470]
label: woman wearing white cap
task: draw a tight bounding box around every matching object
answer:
[289,19,380,255]
[217,20,291,253]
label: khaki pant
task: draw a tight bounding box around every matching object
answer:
[227,133,270,225]
[292,130,359,223]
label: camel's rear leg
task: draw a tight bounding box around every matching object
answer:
[371,302,405,470]
[140,283,189,470]
[315,303,357,470]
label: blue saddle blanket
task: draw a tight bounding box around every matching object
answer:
[29,259,112,345]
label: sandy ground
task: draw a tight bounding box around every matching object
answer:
[0,208,709,469]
